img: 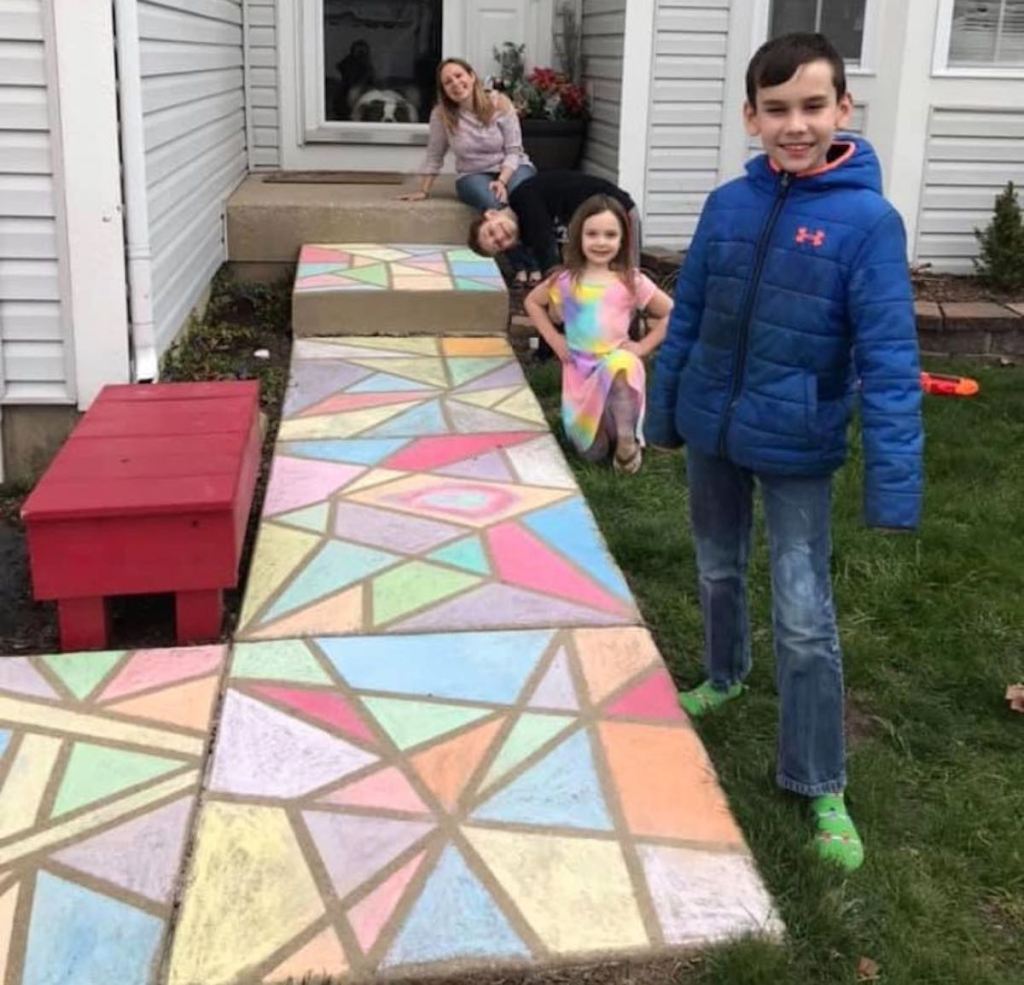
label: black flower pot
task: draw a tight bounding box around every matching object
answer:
[521,117,588,171]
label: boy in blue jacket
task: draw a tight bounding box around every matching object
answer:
[646,33,923,872]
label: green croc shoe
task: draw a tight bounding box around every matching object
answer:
[812,793,864,872]
[678,680,746,718]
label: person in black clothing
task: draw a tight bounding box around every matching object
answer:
[468,170,640,274]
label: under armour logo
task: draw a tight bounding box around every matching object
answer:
[795,227,826,247]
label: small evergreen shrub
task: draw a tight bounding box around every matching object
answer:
[973,180,1024,291]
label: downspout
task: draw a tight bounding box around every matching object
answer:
[112,0,158,382]
[242,0,255,172]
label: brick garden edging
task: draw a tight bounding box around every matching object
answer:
[916,301,1024,359]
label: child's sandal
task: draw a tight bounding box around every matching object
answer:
[613,446,642,474]
[678,680,746,718]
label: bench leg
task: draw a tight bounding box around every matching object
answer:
[58,597,109,651]
[176,589,222,643]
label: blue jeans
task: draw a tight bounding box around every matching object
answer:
[685,447,845,797]
[456,165,538,272]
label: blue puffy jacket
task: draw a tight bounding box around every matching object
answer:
[647,137,923,529]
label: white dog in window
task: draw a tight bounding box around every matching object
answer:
[350,86,419,123]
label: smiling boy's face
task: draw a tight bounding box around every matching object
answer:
[743,58,852,174]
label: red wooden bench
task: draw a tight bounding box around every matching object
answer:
[22,381,261,650]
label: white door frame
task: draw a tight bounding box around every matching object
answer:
[278,0,552,170]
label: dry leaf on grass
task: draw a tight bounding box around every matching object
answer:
[857,956,881,981]
[1007,684,1024,713]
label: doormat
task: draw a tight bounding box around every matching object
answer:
[263,171,405,184]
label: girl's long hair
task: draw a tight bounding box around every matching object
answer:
[562,195,637,291]
[436,58,496,133]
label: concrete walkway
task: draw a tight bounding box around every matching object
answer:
[0,337,781,984]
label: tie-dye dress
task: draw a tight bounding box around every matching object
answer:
[550,270,658,453]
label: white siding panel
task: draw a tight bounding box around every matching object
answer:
[245,0,279,168]
[137,0,248,357]
[643,0,730,249]
[581,0,625,184]
[0,1,73,405]
[916,106,1024,273]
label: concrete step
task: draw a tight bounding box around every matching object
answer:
[292,244,508,337]
[226,174,476,280]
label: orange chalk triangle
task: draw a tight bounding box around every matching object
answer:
[246,586,364,640]
[409,716,505,811]
[106,675,220,732]
[575,628,661,705]
[264,925,348,982]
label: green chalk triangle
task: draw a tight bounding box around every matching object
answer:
[455,278,500,292]
[231,641,333,685]
[342,263,389,287]
[447,357,507,385]
[480,713,575,791]
[273,501,331,534]
[447,249,487,262]
[52,742,185,817]
[372,561,481,626]
[42,651,126,701]
[361,696,492,750]
[427,535,490,576]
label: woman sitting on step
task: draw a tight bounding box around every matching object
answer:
[399,57,540,283]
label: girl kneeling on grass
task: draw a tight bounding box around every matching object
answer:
[524,195,673,473]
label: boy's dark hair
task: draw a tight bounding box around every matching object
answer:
[745,33,846,107]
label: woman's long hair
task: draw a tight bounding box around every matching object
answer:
[562,195,637,291]
[436,58,496,133]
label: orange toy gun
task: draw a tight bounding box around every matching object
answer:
[920,371,979,397]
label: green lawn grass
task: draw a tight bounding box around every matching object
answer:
[524,358,1024,985]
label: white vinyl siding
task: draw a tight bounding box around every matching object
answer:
[917,105,1024,272]
[644,0,730,247]
[247,0,280,168]
[0,0,73,404]
[580,0,625,182]
[137,0,249,356]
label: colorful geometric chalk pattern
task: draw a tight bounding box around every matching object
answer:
[294,245,505,294]
[0,645,227,985]
[239,336,637,640]
[167,629,780,983]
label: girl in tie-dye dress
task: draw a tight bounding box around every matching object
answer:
[524,195,673,472]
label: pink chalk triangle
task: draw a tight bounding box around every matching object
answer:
[299,391,433,417]
[606,668,685,721]
[434,450,513,482]
[98,645,224,702]
[383,432,536,471]
[528,646,578,710]
[301,246,351,265]
[249,684,377,746]
[296,273,358,290]
[348,851,426,953]
[262,457,364,517]
[402,258,448,273]
[487,522,633,616]
[319,765,428,815]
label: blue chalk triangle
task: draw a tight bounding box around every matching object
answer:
[349,372,436,393]
[362,399,448,437]
[427,535,490,575]
[280,438,408,465]
[382,845,528,967]
[471,728,613,830]
[22,872,163,985]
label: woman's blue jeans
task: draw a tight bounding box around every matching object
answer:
[456,165,538,272]
[685,447,846,797]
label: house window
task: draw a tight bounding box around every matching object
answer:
[947,0,1024,67]
[768,0,866,62]
[323,1,443,124]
